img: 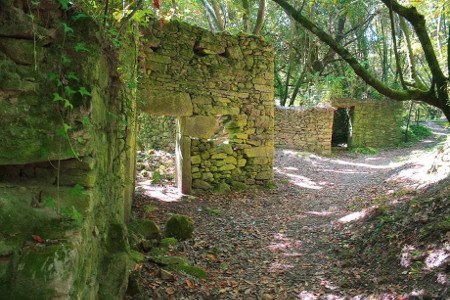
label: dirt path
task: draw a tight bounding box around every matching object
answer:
[131,121,449,299]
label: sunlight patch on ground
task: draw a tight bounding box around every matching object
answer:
[269,242,290,251]
[388,142,450,188]
[338,206,377,223]
[275,170,324,190]
[268,263,294,272]
[305,211,337,216]
[136,180,183,202]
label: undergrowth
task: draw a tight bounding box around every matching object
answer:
[400,124,433,145]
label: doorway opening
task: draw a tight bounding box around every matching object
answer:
[332,107,354,149]
[135,114,180,202]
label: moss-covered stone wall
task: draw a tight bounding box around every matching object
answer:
[333,99,403,148]
[0,1,136,298]
[274,100,403,154]
[139,19,275,193]
[274,106,334,154]
[138,114,176,152]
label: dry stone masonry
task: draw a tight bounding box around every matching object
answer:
[332,99,403,148]
[139,18,275,193]
[0,2,274,298]
[274,106,334,154]
[138,114,176,152]
[274,99,403,154]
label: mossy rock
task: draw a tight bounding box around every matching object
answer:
[230,181,248,191]
[214,182,231,194]
[154,255,191,266]
[170,264,208,279]
[126,271,142,297]
[128,219,161,240]
[164,214,193,241]
[160,237,178,248]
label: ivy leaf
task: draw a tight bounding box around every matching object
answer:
[64,85,77,95]
[63,123,71,132]
[67,72,79,81]
[28,14,35,21]
[69,184,85,199]
[53,93,66,102]
[61,22,73,33]
[71,206,83,225]
[64,99,73,109]
[62,55,71,64]
[72,13,89,21]
[38,146,48,159]
[57,0,70,10]
[31,1,40,5]
[43,196,57,209]
[74,43,89,52]
[81,116,93,127]
[48,72,59,81]
[78,87,92,97]
[55,127,67,137]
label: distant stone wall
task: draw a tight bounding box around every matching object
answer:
[274,99,403,154]
[333,99,403,148]
[139,19,275,193]
[274,106,334,154]
[138,114,176,152]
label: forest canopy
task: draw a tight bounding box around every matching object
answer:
[81,0,449,120]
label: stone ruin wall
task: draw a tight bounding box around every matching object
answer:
[0,2,274,297]
[274,99,403,154]
[139,19,275,193]
[0,2,137,298]
[274,106,334,155]
[338,99,404,148]
[138,114,176,152]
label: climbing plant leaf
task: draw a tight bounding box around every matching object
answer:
[69,184,85,199]
[79,87,92,97]
[74,43,89,52]
[43,196,57,209]
[56,0,70,10]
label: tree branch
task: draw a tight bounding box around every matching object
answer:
[271,0,426,102]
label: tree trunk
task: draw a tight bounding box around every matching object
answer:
[242,0,250,34]
[253,0,265,35]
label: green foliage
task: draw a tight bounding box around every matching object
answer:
[351,147,379,155]
[60,206,83,225]
[205,207,221,215]
[151,171,161,183]
[401,124,433,143]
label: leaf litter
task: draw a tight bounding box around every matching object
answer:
[129,121,449,299]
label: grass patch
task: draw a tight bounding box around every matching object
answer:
[400,124,433,146]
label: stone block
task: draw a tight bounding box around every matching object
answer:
[183,116,217,139]
[225,46,244,60]
[139,90,193,116]
[243,146,274,158]
[191,155,201,164]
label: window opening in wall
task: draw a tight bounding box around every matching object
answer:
[332,107,354,149]
[135,114,181,202]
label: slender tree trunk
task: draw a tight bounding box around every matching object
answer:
[281,17,296,106]
[210,0,225,31]
[253,0,265,35]
[242,0,250,34]
[399,17,426,90]
[388,0,406,89]
[200,0,218,31]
